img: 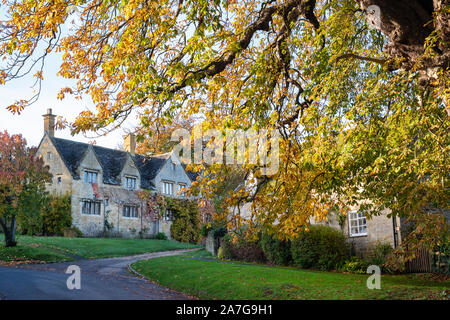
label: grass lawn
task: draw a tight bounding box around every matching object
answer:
[0,234,200,264]
[131,250,450,300]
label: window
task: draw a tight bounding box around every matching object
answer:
[47,152,52,160]
[125,176,137,189]
[104,198,109,207]
[81,199,101,215]
[123,205,138,218]
[84,170,98,184]
[57,177,62,184]
[171,162,176,171]
[348,211,367,236]
[163,209,174,221]
[162,181,174,195]
[178,183,186,197]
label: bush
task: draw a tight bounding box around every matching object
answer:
[169,199,202,244]
[261,233,292,265]
[217,246,224,260]
[221,233,266,263]
[40,194,72,236]
[342,256,370,274]
[368,242,394,273]
[291,225,348,270]
[155,232,168,240]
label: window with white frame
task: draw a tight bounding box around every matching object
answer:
[178,183,186,197]
[348,211,367,236]
[125,176,137,189]
[123,205,138,218]
[164,209,174,221]
[171,162,176,171]
[81,199,101,215]
[84,170,98,184]
[162,181,174,195]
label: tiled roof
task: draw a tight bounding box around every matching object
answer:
[49,136,170,189]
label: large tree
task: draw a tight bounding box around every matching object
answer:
[0,131,51,247]
[0,1,448,255]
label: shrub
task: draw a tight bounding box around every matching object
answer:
[221,233,266,263]
[217,246,224,260]
[368,242,394,273]
[40,194,72,236]
[291,225,348,270]
[261,233,292,265]
[155,232,168,240]
[342,256,370,274]
[169,199,202,244]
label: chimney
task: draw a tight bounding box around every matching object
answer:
[124,133,136,156]
[42,108,56,137]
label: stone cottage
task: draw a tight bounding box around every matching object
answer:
[231,193,402,257]
[36,109,195,238]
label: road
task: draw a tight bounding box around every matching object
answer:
[0,249,198,300]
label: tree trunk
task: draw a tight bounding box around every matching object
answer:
[0,216,17,247]
[357,0,449,84]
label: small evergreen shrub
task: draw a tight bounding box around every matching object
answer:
[155,232,168,240]
[291,225,348,270]
[40,194,72,236]
[261,233,292,265]
[169,199,202,244]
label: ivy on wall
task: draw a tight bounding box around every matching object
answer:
[138,191,202,244]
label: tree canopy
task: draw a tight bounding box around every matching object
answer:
[0,0,448,255]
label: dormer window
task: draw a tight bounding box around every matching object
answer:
[84,170,98,184]
[125,176,137,189]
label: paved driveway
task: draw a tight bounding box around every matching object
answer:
[0,249,198,300]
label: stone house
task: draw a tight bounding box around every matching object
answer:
[231,195,402,257]
[36,109,195,238]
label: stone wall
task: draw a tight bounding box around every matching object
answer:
[36,134,73,196]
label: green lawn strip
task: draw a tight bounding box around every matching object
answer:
[0,235,200,263]
[131,250,450,300]
[14,235,200,259]
[0,243,70,264]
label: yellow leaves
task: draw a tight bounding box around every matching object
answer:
[6,100,28,115]
[33,71,44,80]
[57,87,73,100]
